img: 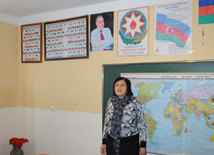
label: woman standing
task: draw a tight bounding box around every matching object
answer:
[100,77,147,155]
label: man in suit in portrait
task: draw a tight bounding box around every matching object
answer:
[91,15,113,51]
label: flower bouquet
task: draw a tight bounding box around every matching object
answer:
[9,137,29,147]
[9,137,29,155]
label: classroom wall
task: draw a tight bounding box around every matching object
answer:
[0,21,19,108]
[0,0,214,155]
[0,21,19,154]
[17,1,214,112]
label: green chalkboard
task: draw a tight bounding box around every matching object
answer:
[102,61,214,123]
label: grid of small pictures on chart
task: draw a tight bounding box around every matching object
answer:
[22,24,42,62]
[45,17,88,60]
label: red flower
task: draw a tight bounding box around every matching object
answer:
[9,137,29,148]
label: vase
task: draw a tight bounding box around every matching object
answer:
[10,146,24,155]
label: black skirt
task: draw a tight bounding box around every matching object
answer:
[106,134,140,155]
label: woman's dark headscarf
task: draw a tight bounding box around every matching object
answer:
[113,77,133,97]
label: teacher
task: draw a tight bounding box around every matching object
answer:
[100,77,147,155]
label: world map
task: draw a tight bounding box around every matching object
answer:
[123,73,214,155]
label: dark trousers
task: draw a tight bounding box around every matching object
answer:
[106,134,139,155]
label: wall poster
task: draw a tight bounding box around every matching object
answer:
[117,7,149,56]
[155,0,192,55]
[90,12,114,52]
[21,23,42,63]
[44,16,88,60]
[199,0,214,25]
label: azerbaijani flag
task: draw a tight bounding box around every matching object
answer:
[199,0,214,24]
[156,13,191,48]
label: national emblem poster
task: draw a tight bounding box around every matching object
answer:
[155,0,192,55]
[122,73,214,155]
[117,7,149,56]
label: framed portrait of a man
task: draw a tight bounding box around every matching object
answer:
[90,12,114,52]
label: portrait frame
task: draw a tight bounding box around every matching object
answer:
[44,16,89,61]
[21,23,42,63]
[90,11,114,52]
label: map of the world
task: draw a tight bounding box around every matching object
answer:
[122,73,214,155]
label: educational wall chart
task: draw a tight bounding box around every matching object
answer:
[155,0,192,55]
[117,7,149,56]
[122,73,214,155]
[199,0,214,25]
[45,16,88,60]
[21,23,42,62]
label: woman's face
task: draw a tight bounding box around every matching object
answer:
[114,80,127,98]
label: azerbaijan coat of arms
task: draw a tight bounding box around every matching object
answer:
[119,10,147,45]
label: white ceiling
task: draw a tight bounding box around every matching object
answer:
[0,0,178,25]
[0,0,117,17]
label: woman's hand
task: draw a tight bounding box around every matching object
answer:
[100,144,106,154]
[139,147,147,155]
